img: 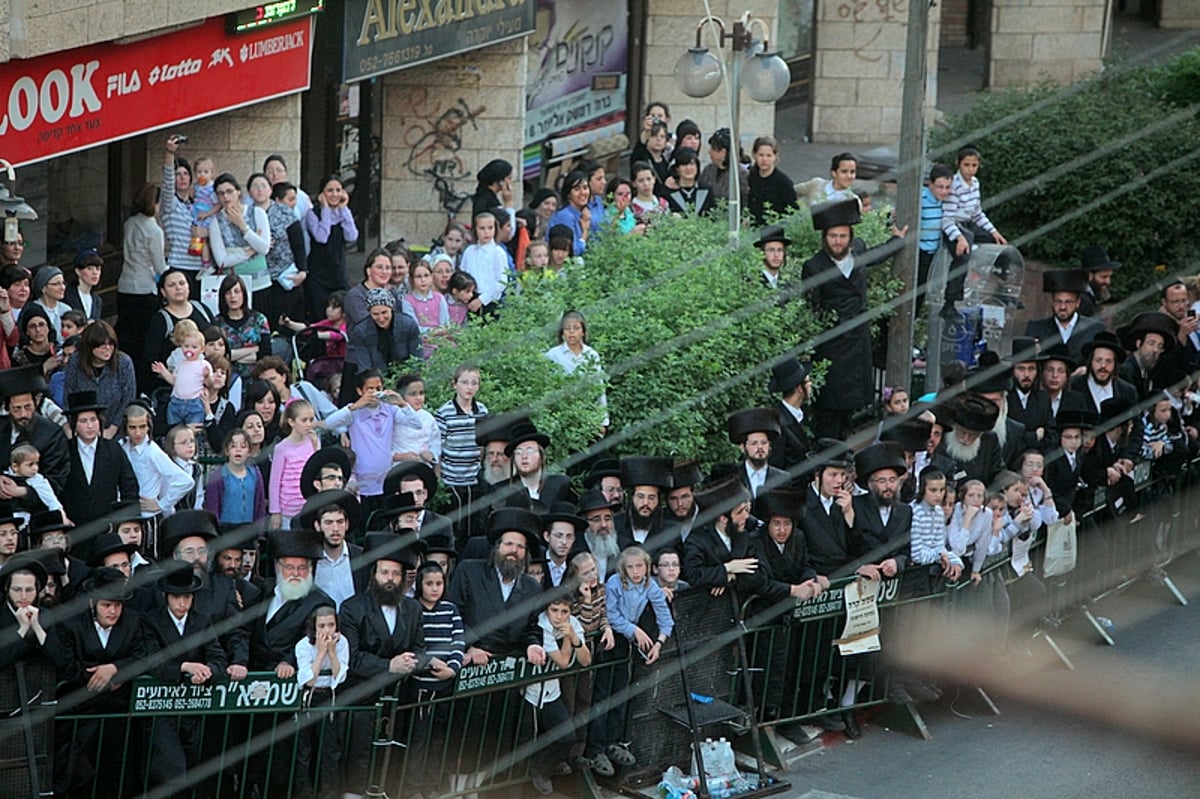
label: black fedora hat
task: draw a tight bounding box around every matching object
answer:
[267,528,323,561]
[1079,245,1121,272]
[726,407,781,445]
[768,357,810,394]
[854,443,908,489]
[87,532,139,568]
[619,456,674,490]
[1080,330,1126,364]
[1042,269,1089,295]
[382,461,437,500]
[83,566,133,601]
[809,198,861,231]
[950,393,1000,432]
[541,501,586,533]
[362,531,426,569]
[805,437,855,470]
[300,446,353,499]
[756,487,805,522]
[1118,311,1177,353]
[694,474,751,519]
[0,552,48,591]
[63,390,107,418]
[578,489,621,515]
[297,489,363,532]
[670,459,704,490]
[585,458,622,488]
[486,507,543,550]
[155,559,204,594]
[504,421,551,458]
[754,224,792,249]
[1038,343,1076,371]
[1055,408,1097,431]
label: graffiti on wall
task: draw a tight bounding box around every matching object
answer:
[400,89,487,216]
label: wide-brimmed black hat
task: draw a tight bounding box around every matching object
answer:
[0,364,47,400]
[1055,408,1097,431]
[155,559,204,594]
[1042,269,1089,295]
[727,407,781,445]
[754,224,792,249]
[806,438,855,470]
[1079,245,1121,272]
[0,553,47,591]
[810,198,861,230]
[1081,330,1126,364]
[585,458,622,488]
[670,459,704,491]
[880,416,933,453]
[757,487,805,522]
[967,350,1011,395]
[486,507,542,550]
[87,532,139,568]
[1038,343,1076,371]
[577,489,621,515]
[83,566,133,601]
[541,501,586,533]
[300,447,353,499]
[267,528,323,561]
[620,456,674,490]
[1009,336,1040,365]
[1118,311,1177,353]
[950,393,1000,432]
[297,489,363,532]
[382,461,437,500]
[854,443,908,489]
[768,357,810,394]
[28,510,73,545]
[362,531,426,569]
[694,474,751,518]
[63,390,107,418]
[504,421,551,458]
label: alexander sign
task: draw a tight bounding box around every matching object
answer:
[0,16,313,168]
[344,0,535,82]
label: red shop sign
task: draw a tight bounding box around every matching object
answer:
[0,16,314,167]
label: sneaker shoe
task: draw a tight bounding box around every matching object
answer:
[530,773,554,796]
[606,743,637,767]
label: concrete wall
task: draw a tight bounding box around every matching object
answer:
[809,0,942,144]
[1159,0,1200,30]
[989,0,1106,87]
[642,0,779,155]
[4,0,247,60]
[379,37,527,248]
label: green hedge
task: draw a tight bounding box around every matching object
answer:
[395,207,898,472]
[930,48,1200,311]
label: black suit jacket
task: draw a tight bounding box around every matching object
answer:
[0,416,70,494]
[850,494,911,572]
[62,437,139,529]
[339,592,428,692]
[249,582,334,670]
[446,560,541,655]
[1024,315,1105,365]
[140,605,228,682]
[800,485,857,576]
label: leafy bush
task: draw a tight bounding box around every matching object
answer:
[930,48,1200,304]
[396,208,897,472]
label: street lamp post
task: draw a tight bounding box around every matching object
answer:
[673,14,790,243]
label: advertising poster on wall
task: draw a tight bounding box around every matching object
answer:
[525,0,629,143]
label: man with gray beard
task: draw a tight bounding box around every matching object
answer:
[249,529,333,676]
[579,490,623,579]
[935,392,1004,487]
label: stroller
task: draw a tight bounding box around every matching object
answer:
[290,325,346,392]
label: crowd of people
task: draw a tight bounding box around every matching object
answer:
[1,107,1198,799]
